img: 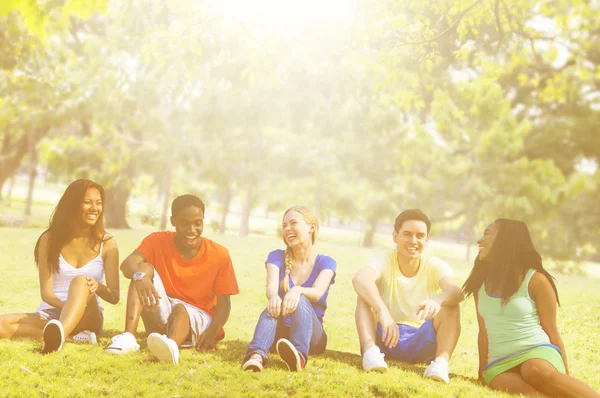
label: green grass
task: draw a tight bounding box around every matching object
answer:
[1,227,599,397]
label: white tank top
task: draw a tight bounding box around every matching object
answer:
[37,238,106,312]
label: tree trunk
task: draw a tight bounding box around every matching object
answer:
[0,135,29,195]
[240,183,253,236]
[105,186,131,229]
[24,132,39,216]
[362,217,379,248]
[5,176,15,205]
[159,166,172,231]
[219,184,231,234]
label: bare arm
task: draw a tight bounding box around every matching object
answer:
[37,233,65,309]
[95,237,119,304]
[352,266,390,316]
[195,295,231,351]
[474,293,489,381]
[120,251,160,307]
[433,276,465,306]
[120,251,155,280]
[530,272,569,374]
[292,269,334,303]
[352,266,399,348]
[265,263,280,300]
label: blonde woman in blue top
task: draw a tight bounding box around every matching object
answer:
[242,206,336,372]
[462,219,598,397]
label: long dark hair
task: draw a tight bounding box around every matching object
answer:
[34,179,107,274]
[462,219,560,306]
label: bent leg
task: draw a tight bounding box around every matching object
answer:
[489,369,547,397]
[355,296,378,353]
[60,276,95,336]
[0,313,47,339]
[71,295,103,336]
[166,304,191,347]
[123,280,145,335]
[139,272,172,335]
[520,359,600,398]
[244,309,279,363]
[289,295,323,361]
[432,304,460,361]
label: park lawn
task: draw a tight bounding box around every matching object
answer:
[0,227,599,397]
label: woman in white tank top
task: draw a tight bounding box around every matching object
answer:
[0,179,120,354]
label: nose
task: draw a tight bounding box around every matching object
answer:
[477,236,483,244]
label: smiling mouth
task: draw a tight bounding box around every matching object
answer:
[285,234,297,243]
[185,235,198,244]
[86,213,98,220]
[405,246,418,253]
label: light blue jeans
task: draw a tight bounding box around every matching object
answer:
[244,295,327,364]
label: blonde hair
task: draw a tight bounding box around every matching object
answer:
[281,206,319,293]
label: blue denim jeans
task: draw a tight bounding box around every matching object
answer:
[244,295,327,364]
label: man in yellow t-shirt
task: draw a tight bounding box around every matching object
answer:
[353,209,463,383]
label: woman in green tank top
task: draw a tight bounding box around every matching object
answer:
[461,219,599,397]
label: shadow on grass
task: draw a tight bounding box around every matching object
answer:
[97,330,479,384]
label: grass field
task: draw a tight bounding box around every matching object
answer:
[1,226,599,398]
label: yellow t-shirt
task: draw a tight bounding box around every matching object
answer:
[367,251,453,328]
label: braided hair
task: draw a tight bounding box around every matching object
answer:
[280,206,319,292]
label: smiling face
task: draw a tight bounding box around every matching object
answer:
[171,205,204,251]
[80,188,103,227]
[282,210,315,248]
[477,222,499,260]
[393,219,429,261]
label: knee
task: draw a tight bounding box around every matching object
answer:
[297,295,311,307]
[69,275,90,290]
[439,304,460,322]
[168,304,189,322]
[0,316,8,338]
[171,304,188,315]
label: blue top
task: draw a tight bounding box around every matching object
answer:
[266,249,337,326]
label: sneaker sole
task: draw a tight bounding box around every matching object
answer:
[276,339,302,372]
[365,365,388,373]
[42,322,63,354]
[426,374,449,384]
[105,345,140,355]
[147,334,176,364]
[242,360,263,372]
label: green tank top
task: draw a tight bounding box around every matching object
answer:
[477,268,551,364]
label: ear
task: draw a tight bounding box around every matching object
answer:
[170,216,175,227]
[392,230,398,243]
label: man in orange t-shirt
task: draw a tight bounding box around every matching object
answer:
[106,195,239,364]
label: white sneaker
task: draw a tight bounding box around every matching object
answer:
[105,332,140,355]
[73,330,97,345]
[362,346,388,372]
[42,320,65,354]
[147,333,179,364]
[424,358,450,383]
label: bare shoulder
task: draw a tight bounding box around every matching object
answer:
[38,230,50,245]
[528,270,556,300]
[102,235,119,249]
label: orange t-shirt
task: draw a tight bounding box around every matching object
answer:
[136,231,239,316]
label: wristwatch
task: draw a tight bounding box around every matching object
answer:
[132,271,146,281]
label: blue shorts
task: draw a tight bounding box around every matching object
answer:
[376,319,437,364]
